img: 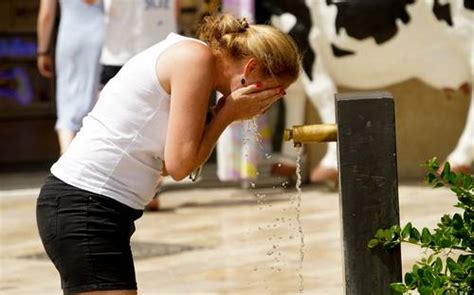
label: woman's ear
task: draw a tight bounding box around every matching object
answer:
[243,58,258,76]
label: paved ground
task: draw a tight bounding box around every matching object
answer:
[0,171,461,295]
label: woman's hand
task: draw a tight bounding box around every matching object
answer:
[37,54,54,78]
[220,83,285,122]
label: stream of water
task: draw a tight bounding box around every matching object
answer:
[295,147,305,294]
[246,118,305,293]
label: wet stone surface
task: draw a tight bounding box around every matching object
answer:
[18,241,204,261]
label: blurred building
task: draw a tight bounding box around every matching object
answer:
[0,0,216,172]
[2,1,468,179]
[0,0,58,171]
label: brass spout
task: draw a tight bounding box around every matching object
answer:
[284,124,337,147]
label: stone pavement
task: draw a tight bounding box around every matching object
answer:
[0,171,460,294]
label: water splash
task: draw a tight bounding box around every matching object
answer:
[249,117,272,160]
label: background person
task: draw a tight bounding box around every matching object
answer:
[99,0,179,87]
[37,0,104,154]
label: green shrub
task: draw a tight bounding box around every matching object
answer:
[368,157,473,294]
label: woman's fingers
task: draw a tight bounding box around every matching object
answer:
[250,87,283,101]
[242,90,284,117]
[224,83,285,121]
[239,81,283,95]
[238,82,263,94]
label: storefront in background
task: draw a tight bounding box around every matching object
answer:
[0,0,58,171]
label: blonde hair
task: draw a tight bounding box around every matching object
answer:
[197,14,301,83]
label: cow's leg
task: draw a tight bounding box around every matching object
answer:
[301,0,340,185]
[446,90,474,171]
[441,2,474,172]
[267,9,312,178]
[302,63,339,185]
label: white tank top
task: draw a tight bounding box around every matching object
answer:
[51,33,206,209]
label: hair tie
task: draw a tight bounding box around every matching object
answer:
[238,17,249,33]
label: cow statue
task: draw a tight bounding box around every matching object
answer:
[259,0,474,184]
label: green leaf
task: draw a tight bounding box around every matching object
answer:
[457,254,471,266]
[440,214,451,226]
[432,257,443,274]
[432,276,442,289]
[423,268,435,284]
[416,267,425,278]
[440,238,453,248]
[425,157,439,171]
[401,223,412,239]
[368,239,380,248]
[440,162,452,180]
[409,228,421,242]
[419,285,432,295]
[383,229,392,240]
[425,172,438,184]
[375,229,385,240]
[452,213,464,230]
[421,228,432,244]
[390,224,401,238]
[390,282,407,294]
[446,257,461,274]
[462,173,472,189]
[404,272,416,286]
[412,264,420,274]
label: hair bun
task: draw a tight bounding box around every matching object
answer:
[198,14,250,46]
[238,18,249,32]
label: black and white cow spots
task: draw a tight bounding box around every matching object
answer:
[260,0,474,171]
[257,0,315,78]
[330,43,355,57]
[464,0,474,10]
[326,0,416,44]
[433,0,453,26]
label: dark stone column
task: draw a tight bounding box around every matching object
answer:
[336,92,402,294]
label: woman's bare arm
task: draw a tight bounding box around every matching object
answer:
[37,0,57,78]
[162,43,283,180]
[163,43,216,180]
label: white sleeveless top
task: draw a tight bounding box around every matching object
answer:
[51,33,206,209]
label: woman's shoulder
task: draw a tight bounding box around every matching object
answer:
[155,36,215,92]
[164,38,215,71]
[170,38,212,61]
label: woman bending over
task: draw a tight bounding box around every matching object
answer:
[36,14,300,295]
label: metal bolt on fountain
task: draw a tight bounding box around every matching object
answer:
[284,92,402,295]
